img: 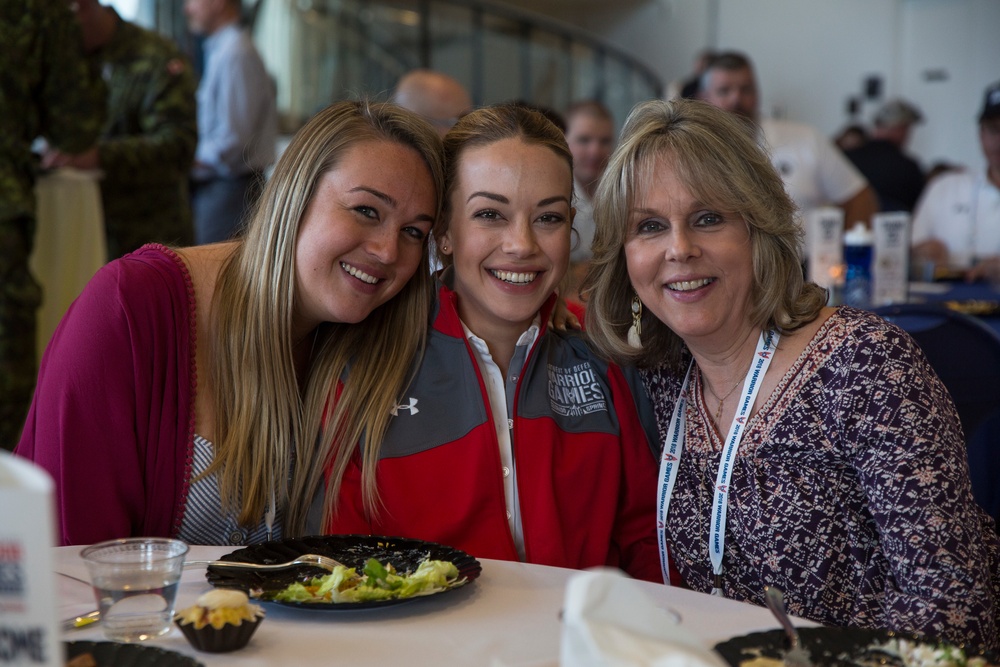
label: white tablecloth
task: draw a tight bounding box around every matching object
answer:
[55,545,813,667]
[30,168,107,363]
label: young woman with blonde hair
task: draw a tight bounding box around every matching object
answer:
[18,100,444,546]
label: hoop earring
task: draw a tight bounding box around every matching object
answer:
[627,292,643,349]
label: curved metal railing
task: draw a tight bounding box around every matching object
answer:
[251,0,663,131]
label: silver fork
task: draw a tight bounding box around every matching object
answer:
[763,586,813,667]
[185,553,345,573]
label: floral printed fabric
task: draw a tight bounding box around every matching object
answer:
[642,307,1000,651]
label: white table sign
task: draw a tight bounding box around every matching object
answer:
[806,207,845,299]
[0,453,59,667]
[872,212,911,307]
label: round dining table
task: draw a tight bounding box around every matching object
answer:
[54,544,810,667]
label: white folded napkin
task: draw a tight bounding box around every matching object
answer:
[560,568,731,667]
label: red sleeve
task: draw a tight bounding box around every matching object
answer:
[605,362,665,584]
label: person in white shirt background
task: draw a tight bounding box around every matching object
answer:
[563,99,615,303]
[185,0,278,245]
[911,81,1000,282]
[699,51,878,243]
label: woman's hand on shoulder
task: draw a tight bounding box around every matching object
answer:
[549,295,583,331]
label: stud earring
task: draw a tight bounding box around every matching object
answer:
[628,292,643,349]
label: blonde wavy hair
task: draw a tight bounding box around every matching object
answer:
[206,100,444,536]
[583,99,826,369]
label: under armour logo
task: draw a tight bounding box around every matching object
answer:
[391,398,419,416]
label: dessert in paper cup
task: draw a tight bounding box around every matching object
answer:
[175,589,264,652]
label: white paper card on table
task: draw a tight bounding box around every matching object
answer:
[805,207,845,293]
[0,452,60,667]
[872,212,911,307]
[560,568,730,667]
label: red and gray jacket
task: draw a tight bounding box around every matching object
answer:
[325,281,663,583]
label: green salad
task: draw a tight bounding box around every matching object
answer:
[259,557,462,604]
[869,638,992,667]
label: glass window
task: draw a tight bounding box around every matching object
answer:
[428,1,476,97]
[480,13,524,104]
[527,30,570,115]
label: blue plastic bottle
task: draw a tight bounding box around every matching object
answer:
[843,222,873,309]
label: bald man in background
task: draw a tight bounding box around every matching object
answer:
[392,69,472,138]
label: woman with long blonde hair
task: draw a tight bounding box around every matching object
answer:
[18,100,444,546]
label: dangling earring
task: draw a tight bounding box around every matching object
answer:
[627,292,643,349]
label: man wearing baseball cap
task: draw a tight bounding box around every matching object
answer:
[911,81,1000,280]
[845,99,927,212]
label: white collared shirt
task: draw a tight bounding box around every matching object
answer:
[194,21,277,178]
[461,317,541,562]
[911,168,1000,268]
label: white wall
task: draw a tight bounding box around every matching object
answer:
[502,0,1000,171]
[715,0,899,132]
[899,0,1000,169]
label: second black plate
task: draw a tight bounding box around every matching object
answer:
[205,534,481,610]
[714,627,997,667]
[65,640,203,667]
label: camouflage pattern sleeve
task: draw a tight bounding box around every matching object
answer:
[0,0,105,224]
[97,20,198,186]
[37,0,105,153]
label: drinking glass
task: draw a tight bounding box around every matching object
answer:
[81,537,188,642]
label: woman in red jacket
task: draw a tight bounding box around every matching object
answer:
[295,104,664,583]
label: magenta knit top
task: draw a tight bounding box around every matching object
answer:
[17,244,197,545]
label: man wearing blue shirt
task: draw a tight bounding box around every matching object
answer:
[185,0,277,244]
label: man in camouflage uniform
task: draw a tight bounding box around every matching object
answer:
[44,0,198,259]
[0,0,105,451]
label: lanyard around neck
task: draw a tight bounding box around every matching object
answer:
[656,330,780,594]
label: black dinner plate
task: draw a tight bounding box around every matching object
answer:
[205,534,481,610]
[714,627,998,667]
[65,640,203,666]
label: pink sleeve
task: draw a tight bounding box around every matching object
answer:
[16,249,194,545]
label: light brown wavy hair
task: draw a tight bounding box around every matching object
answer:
[207,100,444,536]
[583,98,826,369]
